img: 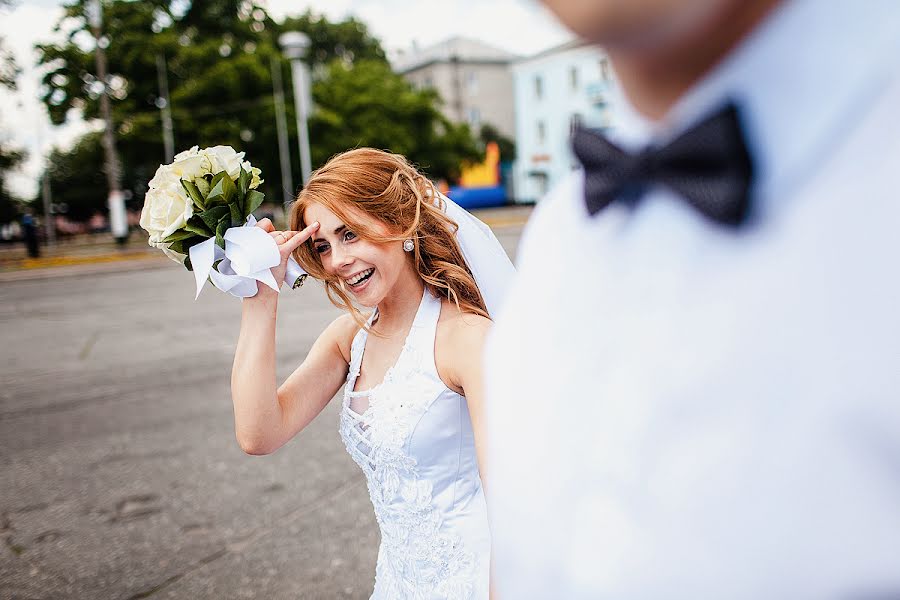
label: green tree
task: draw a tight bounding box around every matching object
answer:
[0,0,24,223]
[479,123,516,162]
[35,2,478,220]
[0,145,24,224]
[278,11,386,67]
[0,0,19,90]
[310,60,480,182]
[43,132,112,222]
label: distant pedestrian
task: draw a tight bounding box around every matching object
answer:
[22,212,39,258]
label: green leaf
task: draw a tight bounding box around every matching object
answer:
[162,228,197,244]
[199,205,230,232]
[195,177,211,199]
[204,172,227,206]
[238,167,251,199]
[170,234,207,255]
[183,255,193,272]
[184,215,213,237]
[229,201,243,227]
[216,215,230,249]
[182,179,205,210]
[243,190,266,219]
[206,170,237,207]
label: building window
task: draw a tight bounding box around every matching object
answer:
[529,171,549,198]
[569,66,578,90]
[537,120,546,144]
[466,71,479,95]
[534,75,543,100]
[467,107,481,128]
[569,113,583,136]
[599,57,611,82]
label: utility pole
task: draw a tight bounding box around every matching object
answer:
[32,102,55,247]
[279,32,313,188]
[88,0,128,245]
[156,53,175,162]
[270,56,294,205]
[41,172,54,246]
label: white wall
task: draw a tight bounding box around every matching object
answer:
[512,44,616,203]
[404,61,516,139]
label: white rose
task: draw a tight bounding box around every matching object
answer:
[140,164,194,263]
[201,145,245,180]
[242,160,263,189]
[170,153,208,182]
[173,145,200,161]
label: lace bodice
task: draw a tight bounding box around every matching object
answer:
[340,290,490,600]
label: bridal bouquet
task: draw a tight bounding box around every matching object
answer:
[140,145,306,299]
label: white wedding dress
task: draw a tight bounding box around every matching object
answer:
[340,289,490,599]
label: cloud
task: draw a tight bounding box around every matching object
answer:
[264,0,571,56]
[1,2,94,200]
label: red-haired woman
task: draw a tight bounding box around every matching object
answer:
[231,148,514,599]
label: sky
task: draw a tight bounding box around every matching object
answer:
[0,0,572,199]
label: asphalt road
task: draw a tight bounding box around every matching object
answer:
[0,225,523,600]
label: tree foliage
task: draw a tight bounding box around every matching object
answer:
[0,0,19,90]
[310,60,480,182]
[0,0,23,222]
[0,144,25,223]
[43,131,110,221]
[35,2,475,221]
[479,123,516,163]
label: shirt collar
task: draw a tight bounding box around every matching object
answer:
[608,0,900,212]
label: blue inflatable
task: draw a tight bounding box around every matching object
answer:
[447,185,507,209]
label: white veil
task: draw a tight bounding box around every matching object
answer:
[436,191,516,319]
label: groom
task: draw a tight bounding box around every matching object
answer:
[486,0,900,598]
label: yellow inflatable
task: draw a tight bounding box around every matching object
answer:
[459,141,500,188]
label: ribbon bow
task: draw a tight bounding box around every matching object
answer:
[188,215,307,299]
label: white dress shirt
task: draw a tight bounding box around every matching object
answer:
[486,1,900,598]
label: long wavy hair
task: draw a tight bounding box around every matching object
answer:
[288,148,488,329]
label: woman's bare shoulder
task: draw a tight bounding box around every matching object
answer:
[322,311,371,364]
[436,300,491,353]
[435,299,491,392]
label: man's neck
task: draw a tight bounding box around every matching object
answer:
[608,0,781,121]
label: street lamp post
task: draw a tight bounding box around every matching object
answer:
[87,0,128,245]
[278,32,313,188]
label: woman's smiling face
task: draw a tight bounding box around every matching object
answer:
[303,201,411,308]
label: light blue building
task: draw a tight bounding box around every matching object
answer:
[512,40,616,204]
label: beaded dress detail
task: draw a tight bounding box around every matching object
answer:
[340,290,490,599]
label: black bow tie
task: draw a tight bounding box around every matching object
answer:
[572,103,755,227]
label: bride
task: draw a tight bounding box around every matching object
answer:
[230,148,514,599]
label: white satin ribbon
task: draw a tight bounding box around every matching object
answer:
[188,215,308,299]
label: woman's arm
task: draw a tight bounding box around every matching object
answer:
[442,312,496,598]
[231,290,353,455]
[230,219,353,455]
[443,313,493,485]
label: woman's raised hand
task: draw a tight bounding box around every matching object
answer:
[255,218,320,289]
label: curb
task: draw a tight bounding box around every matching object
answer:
[0,210,531,283]
[0,256,169,283]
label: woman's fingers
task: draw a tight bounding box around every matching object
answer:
[284,222,319,253]
[270,222,319,254]
[256,217,275,232]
